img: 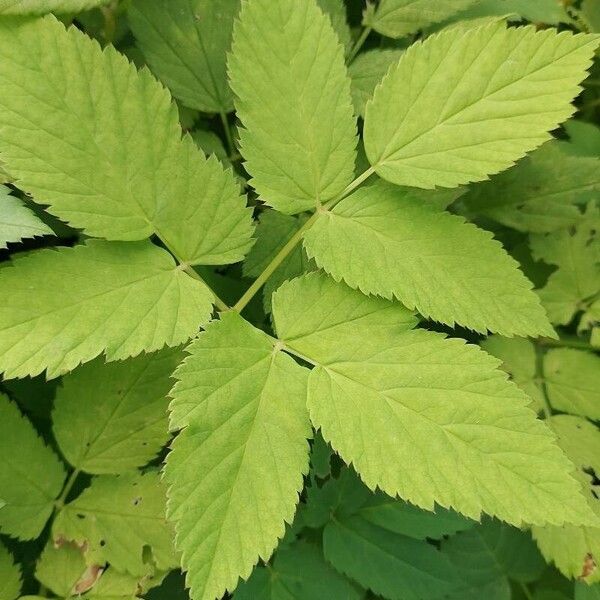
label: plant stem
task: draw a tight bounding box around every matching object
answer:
[535,346,553,420]
[348,26,372,64]
[232,166,377,312]
[537,336,593,351]
[55,469,80,509]
[519,583,534,600]
[219,111,236,159]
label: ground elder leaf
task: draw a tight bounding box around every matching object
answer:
[0,541,21,600]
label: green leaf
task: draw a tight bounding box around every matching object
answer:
[323,514,461,599]
[480,335,545,412]
[229,0,357,213]
[0,541,21,600]
[363,0,477,38]
[317,0,352,52]
[348,49,404,117]
[0,394,66,540]
[302,180,553,336]
[530,217,600,326]
[191,129,229,163]
[442,519,546,587]
[543,349,600,420]
[273,273,594,527]
[165,312,311,600]
[563,120,600,157]
[0,0,109,14]
[235,540,361,600]
[464,143,600,233]
[35,543,88,598]
[53,472,176,577]
[53,348,183,474]
[0,240,211,379]
[129,0,239,113]
[533,416,600,584]
[0,16,253,265]
[577,582,600,600]
[364,21,599,188]
[0,185,52,249]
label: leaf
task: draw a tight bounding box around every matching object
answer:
[302,180,553,336]
[442,519,546,587]
[53,472,176,577]
[191,130,229,163]
[35,543,90,598]
[464,143,600,233]
[577,582,600,600]
[0,240,211,379]
[323,514,461,599]
[0,394,66,540]
[533,416,600,584]
[0,16,253,265]
[235,540,361,600]
[363,0,477,38]
[0,541,21,600]
[543,349,600,420]
[229,0,357,213]
[272,273,594,527]
[530,217,600,326]
[0,0,109,14]
[165,312,311,600]
[317,0,352,52]
[363,21,599,188]
[129,0,239,113]
[480,335,545,411]
[0,185,52,249]
[348,49,404,117]
[563,120,600,157]
[53,348,183,474]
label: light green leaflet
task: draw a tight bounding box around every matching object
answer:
[363,0,477,38]
[0,240,211,379]
[533,416,600,584]
[530,218,600,326]
[323,514,461,600]
[53,472,176,577]
[53,348,183,474]
[166,313,311,600]
[272,273,594,527]
[348,49,404,117]
[303,180,553,337]
[235,541,361,600]
[0,0,108,13]
[0,185,52,249]
[480,336,545,411]
[129,0,239,113]
[35,543,88,598]
[0,16,253,265]
[465,143,600,233]
[0,395,66,540]
[0,541,21,600]
[229,0,357,213]
[364,21,599,188]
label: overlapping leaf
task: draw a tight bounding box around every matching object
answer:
[166,313,311,600]
[273,273,594,527]
[0,240,211,379]
[0,541,21,600]
[0,16,253,264]
[229,0,357,213]
[364,21,598,188]
[0,0,109,13]
[303,180,553,336]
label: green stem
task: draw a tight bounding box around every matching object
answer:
[219,111,236,159]
[535,346,553,420]
[232,166,377,312]
[537,336,593,351]
[55,469,80,510]
[519,582,534,600]
[101,2,117,44]
[347,26,372,64]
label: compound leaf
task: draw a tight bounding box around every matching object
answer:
[0,541,21,600]
[229,0,357,213]
[273,274,594,527]
[0,394,66,540]
[0,240,211,379]
[303,180,553,336]
[364,21,599,188]
[53,347,183,474]
[129,0,239,113]
[53,472,176,577]
[0,185,52,249]
[166,312,311,600]
[0,16,253,264]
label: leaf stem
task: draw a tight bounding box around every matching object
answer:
[519,583,534,600]
[537,336,593,351]
[232,166,377,312]
[348,26,372,64]
[219,111,236,159]
[535,346,553,420]
[55,468,80,510]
